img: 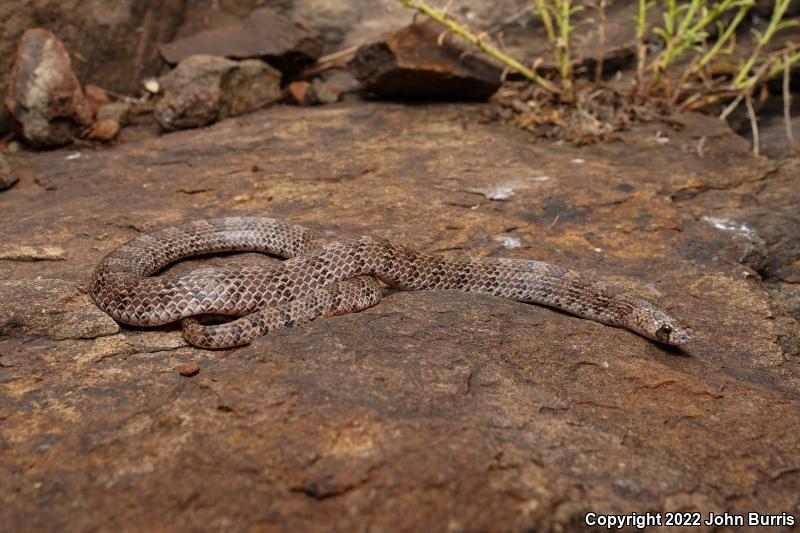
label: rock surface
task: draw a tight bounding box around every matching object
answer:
[154,55,282,131]
[3,29,93,147]
[160,6,322,78]
[350,20,503,101]
[1,103,799,530]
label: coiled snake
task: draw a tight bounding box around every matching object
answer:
[90,217,693,349]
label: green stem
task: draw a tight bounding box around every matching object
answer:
[558,0,573,90]
[533,0,557,46]
[734,0,792,87]
[635,0,650,94]
[693,2,751,72]
[660,0,739,74]
[767,49,800,79]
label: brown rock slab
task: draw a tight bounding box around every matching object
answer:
[3,29,94,148]
[160,6,322,79]
[0,153,19,190]
[154,55,282,131]
[1,103,798,530]
[349,19,502,101]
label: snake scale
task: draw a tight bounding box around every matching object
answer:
[90,217,694,349]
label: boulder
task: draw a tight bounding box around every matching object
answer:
[3,29,93,147]
[154,55,282,131]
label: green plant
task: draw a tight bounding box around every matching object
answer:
[396,0,799,148]
[531,0,584,96]
[648,0,755,88]
[733,0,798,88]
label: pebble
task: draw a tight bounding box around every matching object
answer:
[178,363,200,377]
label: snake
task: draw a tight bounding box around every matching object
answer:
[90,217,694,349]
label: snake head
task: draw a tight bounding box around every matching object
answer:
[625,297,694,346]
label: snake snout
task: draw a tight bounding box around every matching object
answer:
[627,297,694,346]
[656,322,694,345]
[649,312,694,346]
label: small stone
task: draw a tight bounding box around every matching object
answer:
[142,78,161,94]
[83,119,120,142]
[310,78,339,105]
[0,154,19,191]
[287,81,312,106]
[179,363,200,377]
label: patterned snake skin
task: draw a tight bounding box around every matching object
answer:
[90,217,694,349]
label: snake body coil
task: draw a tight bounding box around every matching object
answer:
[90,217,693,348]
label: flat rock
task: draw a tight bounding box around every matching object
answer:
[349,19,502,101]
[0,244,65,261]
[3,29,94,147]
[159,6,321,78]
[0,279,118,340]
[1,103,798,530]
[154,55,282,131]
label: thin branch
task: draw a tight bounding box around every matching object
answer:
[783,52,796,151]
[595,0,608,81]
[532,0,557,46]
[745,92,760,157]
[719,93,744,120]
[635,0,650,96]
[487,5,536,33]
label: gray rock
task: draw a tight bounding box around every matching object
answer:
[0,153,19,190]
[154,55,282,131]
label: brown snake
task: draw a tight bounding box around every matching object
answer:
[90,217,694,349]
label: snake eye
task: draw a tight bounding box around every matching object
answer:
[656,324,672,340]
